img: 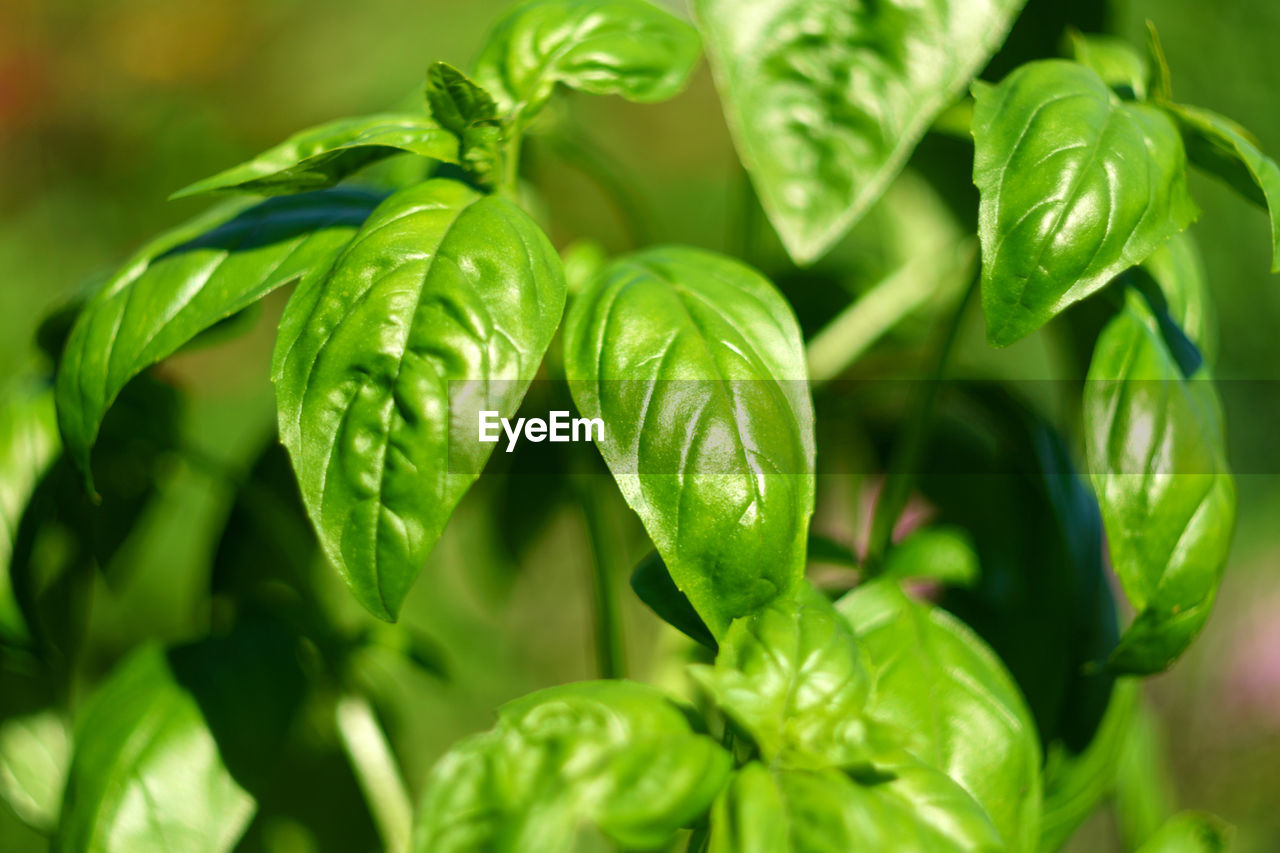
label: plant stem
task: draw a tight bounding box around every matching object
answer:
[862,269,978,575]
[336,694,413,853]
[499,118,525,201]
[806,238,977,387]
[577,472,627,679]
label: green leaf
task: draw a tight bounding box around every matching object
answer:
[1067,30,1148,99]
[630,551,716,650]
[0,383,60,648]
[708,759,1004,853]
[564,246,814,637]
[474,0,701,121]
[1039,680,1138,851]
[1084,289,1236,674]
[273,179,566,620]
[1163,102,1280,272]
[1136,813,1232,853]
[878,526,979,588]
[0,710,71,834]
[55,189,380,476]
[426,62,504,187]
[924,388,1118,752]
[838,580,1041,851]
[973,60,1198,346]
[171,114,458,198]
[413,680,732,852]
[1139,231,1217,363]
[689,589,873,769]
[55,622,304,853]
[694,0,1026,265]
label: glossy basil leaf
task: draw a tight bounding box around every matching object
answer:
[172,114,458,198]
[426,62,503,188]
[564,246,814,637]
[973,60,1198,346]
[1085,290,1236,674]
[55,622,305,853]
[689,589,872,769]
[1163,102,1280,272]
[878,526,979,588]
[0,710,70,833]
[695,0,1025,265]
[1068,31,1148,99]
[413,680,732,852]
[630,550,717,650]
[273,179,566,620]
[474,0,701,121]
[0,383,60,648]
[1039,680,1138,851]
[838,580,1041,851]
[708,758,1003,853]
[55,189,379,476]
[1136,812,1232,853]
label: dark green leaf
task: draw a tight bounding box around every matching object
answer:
[878,526,979,588]
[55,189,380,476]
[630,551,716,650]
[474,0,701,121]
[564,246,814,637]
[171,114,457,198]
[1084,289,1235,674]
[695,0,1026,264]
[837,580,1041,851]
[689,589,872,769]
[426,62,504,188]
[1067,30,1148,99]
[1136,812,1232,853]
[708,758,1004,853]
[413,680,732,852]
[0,383,60,648]
[1039,680,1137,851]
[1139,231,1216,363]
[273,179,566,620]
[973,60,1197,346]
[0,710,70,834]
[1163,102,1280,272]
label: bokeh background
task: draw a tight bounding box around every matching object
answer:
[1,0,1277,850]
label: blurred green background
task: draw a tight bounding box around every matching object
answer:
[1,0,1278,850]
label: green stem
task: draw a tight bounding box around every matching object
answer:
[862,269,978,575]
[806,239,977,386]
[336,694,413,853]
[499,118,525,201]
[577,472,627,679]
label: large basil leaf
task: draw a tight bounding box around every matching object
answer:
[474,0,701,121]
[973,60,1197,346]
[172,114,458,198]
[708,758,1003,853]
[0,710,70,833]
[54,623,305,853]
[1084,290,1235,674]
[413,681,732,852]
[694,0,1026,265]
[564,246,813,637]
[0,384,60,648]
[1163,102,1280,272]
[273,179,566,620]
[689,590,872,769]
[55,189,379,475]
[838,581,1041,851]
[1135,812,1232,853]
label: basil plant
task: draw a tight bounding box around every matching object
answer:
[6,1,1275,851]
